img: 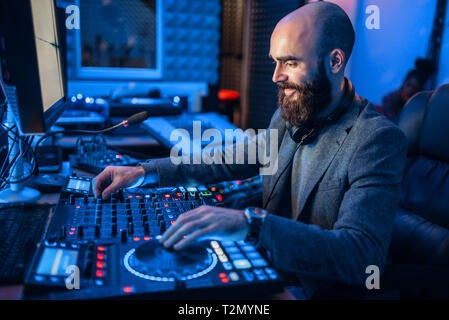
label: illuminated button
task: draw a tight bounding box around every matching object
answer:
[242,270,255,282]
[222,262,233,270]
[241,245,256,253]
[97,253,105,260]
[50,276,59,282]
[197,186,208,192]
[164,194,170,199]
[186,187,197,192]
[128,195,133,199]
[34,275,45,282]
[214,248,224,255]
[95,280,104,286]
[246,252,262,259]
[123,286,133,293]
[255,273,268,281]
[96,270,104,278]
[215,195,222,202]
[251,259,268,268]
[218,254,228,263]
[96,261,105,268]
[97,246,105,252]
[135,195,141,198]
[253,268,264,275]
[220,241,234,247]
[221,278,229,283]
[143,236,151,241]
[133,237,141,242]
[236,180,241,185]
[69,232,75,236]
[237,240,246,245]
[233,259,251,269]
[229,253,245,260]
[210,187,216,192]
[70,227,76,231]
[218,273,227,278]
[225,246,240,253]
[229,272,239,281]
[210,241,219,248]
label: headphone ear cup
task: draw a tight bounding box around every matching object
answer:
[289,123,317,144]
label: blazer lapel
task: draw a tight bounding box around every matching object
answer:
[294,100,363,219]
[263,129,298,209]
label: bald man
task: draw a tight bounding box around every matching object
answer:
[95,2,407,298]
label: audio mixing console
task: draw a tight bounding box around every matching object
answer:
[24,175,283,299]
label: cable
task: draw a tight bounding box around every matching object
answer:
[34,111,150,155]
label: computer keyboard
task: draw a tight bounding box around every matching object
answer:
[0,203,52,284]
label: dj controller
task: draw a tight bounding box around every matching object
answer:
[24,175,283,299]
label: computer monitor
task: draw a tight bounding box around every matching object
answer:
[0,0,67,134]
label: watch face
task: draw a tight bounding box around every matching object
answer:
[248,207,267,218]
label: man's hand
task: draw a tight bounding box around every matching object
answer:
[94,166,145,199]
[160,205,249,250]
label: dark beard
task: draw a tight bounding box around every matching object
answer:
[278,60,332,127]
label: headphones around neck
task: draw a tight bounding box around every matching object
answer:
[286,79,355,144]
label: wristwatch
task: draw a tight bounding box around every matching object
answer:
[243,207,268,243]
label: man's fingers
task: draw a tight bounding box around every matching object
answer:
[160,208,205,242]
[173,224,217,250]
[94,167,112,195]
[162,215,210,248]
[101,179,122,199]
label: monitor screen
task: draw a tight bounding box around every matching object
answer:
[30,0,64,113]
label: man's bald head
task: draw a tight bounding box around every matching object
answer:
[277,1,355,65]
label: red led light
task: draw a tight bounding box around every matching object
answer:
[143,236,150,241]
[69,232,74,236]
[221,278,229,283]
[96,261,104,268]
[133,237,140,242]
[116,154,122,159]
[219,273,227,278]
[97,253,104,260]
[174,198,179,201]
[128,195,133,198]
[216,195,222,202]
[170,220,175,225]
[177,193,182,197]
[75,206,80,209]
[96,270,104,278]
[136,195,141,198]
[122,120,128,128]
[211,187,216,192]
[97,246,105,252]
[164,203,169,207]
[165,194,170,198]
[236,180,241,185]
[70,227,76,231]
[123,286,133,293]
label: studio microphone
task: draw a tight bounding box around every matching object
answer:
[126,111,150,125]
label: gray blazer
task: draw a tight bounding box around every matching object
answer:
[141,89,408,298]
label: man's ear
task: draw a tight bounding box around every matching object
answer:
[328,49,345,74]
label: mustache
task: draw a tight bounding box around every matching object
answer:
[277,82,300,90]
